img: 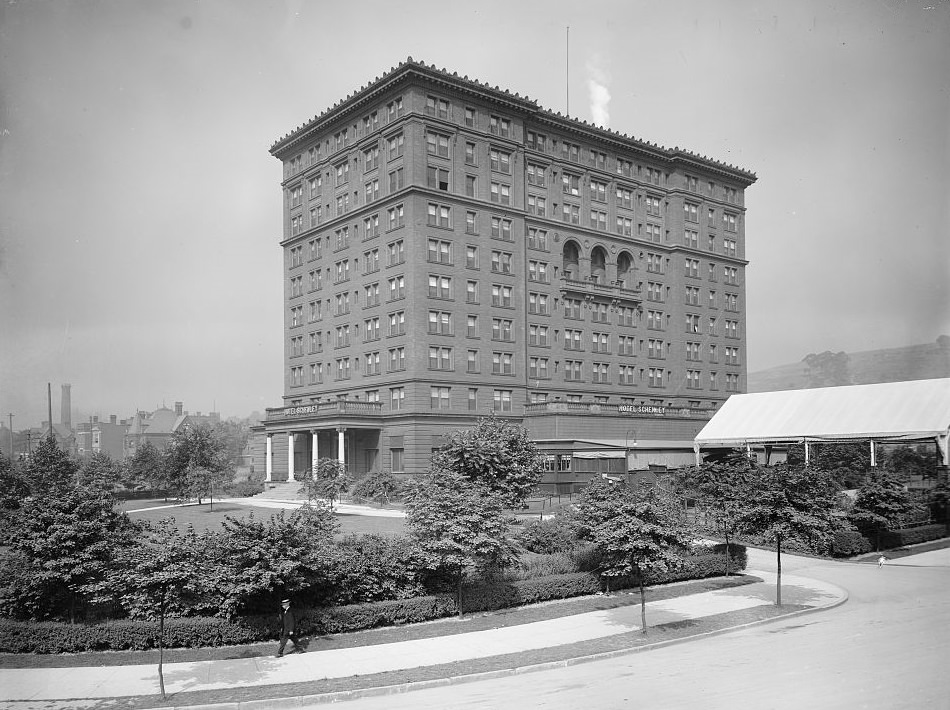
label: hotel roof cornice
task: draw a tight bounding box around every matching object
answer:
[269,57,756,186]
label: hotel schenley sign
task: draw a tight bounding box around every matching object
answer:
[619,405,715,418]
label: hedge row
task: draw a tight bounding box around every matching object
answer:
[0,549,746,654]
[830,530,872,557]
[880,524,947,549]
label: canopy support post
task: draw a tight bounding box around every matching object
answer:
[870,440,876,467]
[693,443,701,467]
[804,440,810,467]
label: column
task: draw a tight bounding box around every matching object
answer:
[311,430,319,473]
[804,440,810,467]
[870,440,877,468]
[288,432,296,482]
[265,434,273,482]
[337,427,346,467]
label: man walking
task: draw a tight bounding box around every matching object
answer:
[277,598,301,657]
[877,555,888,568]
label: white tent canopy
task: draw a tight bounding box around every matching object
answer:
[694,378,950,464]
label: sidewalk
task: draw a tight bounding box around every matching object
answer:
[0,570,845,708]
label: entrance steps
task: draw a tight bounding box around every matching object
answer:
[255,481,308,500]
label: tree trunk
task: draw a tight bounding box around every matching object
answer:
[723,524,731,577]
[638,572,647,635]
[456,570,464,618]
[775,535,783,607]
[158,590,167,700]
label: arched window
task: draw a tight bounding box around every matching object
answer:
[590,246,607,284]
[617,251,634,288]
[562,241,580,280]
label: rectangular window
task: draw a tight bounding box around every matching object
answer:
[723,213,737,232]
[363,248,380,274]
[490,250,513,274]
[364,214,380,239]
[529,357,549,379]
[492,351,514,375]
[491,318,514,342]
[489,148,512,174]
[618,335,636,356]
[491,284,513,307]
[489,115,511,137]
[290,366,303,386]
[390,386,405,411]
[466,280,479,304]
[364,282,380,306]
[389,310,405,335]
[616,186,633,209]
[334,292,350,316]
[619,365,636,385]
[648,338,664,359]
[387,132,404,159]
[590,179,607,202]
[335,358,351,380]
[388,239,405,265]
[684,230,698,249]
[686,341,702,362]
[686,286,700,305]
[527,194,546,216]
[528,260,549,283]
[466,210,478,235]
[648,367,665,388]
[684,202,699,223]
[618,307,636,326]
[335,324,350,347]
[465,174,477,198]
[364,146,380,171]
[427,238,452,264]
[564,360,582,381]
[591,332,609,353]
[561,141,580,162]
[427,203,451,228]
[465,141,477,166]
[428,310,452,335]
[388,275,405,300]
[309,331,322,353]
[426,131,450,158]
[334,260,350,283]
[647,310,664,330]
[425,95,450,119]
[561,204,580,224]
[564,328,582,350]
[388,204,404,230]
[724,266,739,285]
[309,363,323,384]
[490,182,511,205]
[428,346,453,371]
[686,370,702,389]
[724,238,737,257]
[492,389,512,411]
[427,166,450,191]
[364,317,380,341]
[527,163,546,187]
[725,319,739,338]
[592,363,609,384]
[562,173,580,196]
[617,158,633,177]
[527,131,546,151]
[467,349,480,373]
[528,292,549,315]
[430,386,451,409]
[589,210,607,231]
[527,227,548,250]
[388,168,405,192]
[388,347,406,371]
[616,217,633,236]
[529,324,549,346]
[686,314,701,333]
[464,107,477,127]
[685,258,700,278]
[726,373,740,392]
[564,298,582,319]
[428,274,452,299]
[465,245,479,269]
[466,315,478,337]
[365,351,381,375]
[491,217,512,241]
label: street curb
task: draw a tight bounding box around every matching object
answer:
[159,582,849,710]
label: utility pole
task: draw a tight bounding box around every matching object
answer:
[47,383,54,440]
[7,413,13,462]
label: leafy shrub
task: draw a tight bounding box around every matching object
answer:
[569,543,602,573]
[326,534,425,605]
[461,573,602,614]
[350,470,404,504]
[227,480,265,497]
[880,524,947,549]
[508,552,576,580]
[516,518,577,554]
[830,530,872,557]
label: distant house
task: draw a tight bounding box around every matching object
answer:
[75,415,128,460]
[123,402,220,458]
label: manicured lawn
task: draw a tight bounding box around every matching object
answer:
[122,499,406,536]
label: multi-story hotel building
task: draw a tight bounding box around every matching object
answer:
[255,58,756,488]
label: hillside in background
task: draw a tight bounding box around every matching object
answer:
[748,337,950,393]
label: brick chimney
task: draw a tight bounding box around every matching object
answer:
[61,384,72,430]
[175,402,183,416]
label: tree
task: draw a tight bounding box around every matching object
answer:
[431,415,544,509]
[163,424,234,504]
[736,465,840,606]
[2,486,139,621]
[91,520,209,700]
[215,503,339,617]
[787,442,870,488]
[78,451,124,492]
[404,470,515,616]
[0,453,30,514]
[849,470,918,550]
[25,435,78,494]
[298,458,351,507]
[126,440,167,492]
[574,480,691,633]
[678,458,754,576]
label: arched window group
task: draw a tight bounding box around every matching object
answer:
[561,240,637,290]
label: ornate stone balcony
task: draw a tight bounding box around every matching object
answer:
[266,399,383,422]
[558,276,642,309]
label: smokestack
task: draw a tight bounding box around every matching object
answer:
[61,384,72,430]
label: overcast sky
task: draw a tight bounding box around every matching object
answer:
[1,0,948,427]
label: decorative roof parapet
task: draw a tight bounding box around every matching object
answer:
[270,57,756,184]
